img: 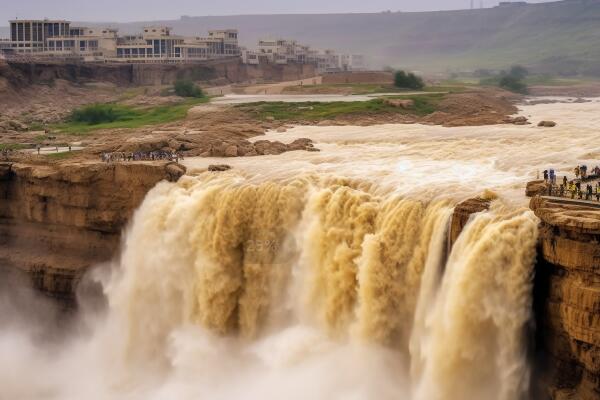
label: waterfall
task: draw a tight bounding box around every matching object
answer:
[98,173,538,399]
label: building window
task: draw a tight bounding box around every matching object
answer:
[17,23,24,42]
[23,23,31,41]
[117,48,123,57]
[10,23,17,42]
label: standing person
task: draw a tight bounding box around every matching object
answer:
[588,184,593,200]
[596,185,600,201]
[550,169,556,185]
[582,165,588,179]
[575,166,580,178]
[559,184,565,197]
[543,170,549,182]
[563,175,568,188]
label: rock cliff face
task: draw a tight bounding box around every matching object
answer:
[0,161,185,303]
[0,59,317,89]
[530,196,600,400]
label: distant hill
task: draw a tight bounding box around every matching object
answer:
[2,0,600,76]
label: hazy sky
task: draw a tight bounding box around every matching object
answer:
[1,0,557,23]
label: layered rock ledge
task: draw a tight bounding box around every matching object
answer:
[530,196,600,400]
[0,161,185,303]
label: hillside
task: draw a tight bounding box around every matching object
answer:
[2,0,600,75]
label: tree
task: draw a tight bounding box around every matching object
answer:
[174,80,205,98]
[394,70,425,90]
[499,74,528,94]
[479,65,529,94]
[509,65,529,80]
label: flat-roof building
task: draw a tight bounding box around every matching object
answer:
[246,37,367,73]
[1,19,240,63]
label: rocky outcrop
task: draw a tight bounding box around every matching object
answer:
[449,197,491,247]
[208,164,232,172]
[527,180,550,197]
[383,99,414,109]
[0,161,185,303]
[538,120,557,128]
[530,196,600,400]
[199,138,318,157]
[505,116,530,125]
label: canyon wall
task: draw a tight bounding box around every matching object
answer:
[530,196,600,400]
[0,59,317,89]
[0,161,185,303]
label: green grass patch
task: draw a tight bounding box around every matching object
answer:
[45,151,77,160]
[285,83,413,95]
[285,83,467,95]
[54,98,209,135]
[0,143,29,150]
[237,94,443,122]
[28,122,46,131]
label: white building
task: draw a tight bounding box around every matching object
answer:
[1,19,240,63]
[245,37,367,73]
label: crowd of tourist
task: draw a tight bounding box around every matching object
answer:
[100,151,183,163]
[543,165,600,201]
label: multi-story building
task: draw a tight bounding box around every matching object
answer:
[240,47,260,65]
[0,19,239,63]
[247,37,367,73]
[7,19,70,52]
[47,27,118,61]
[257,39,310,64]
[340,54,366,71]
[114,27,239,62]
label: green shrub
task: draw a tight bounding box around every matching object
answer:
[499,75,528,94]
[480,65,529,94]
[394,70,425,90]
[70,104,123,125]
[174,80,205,98]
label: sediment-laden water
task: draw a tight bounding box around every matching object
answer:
[1,99,599,399]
